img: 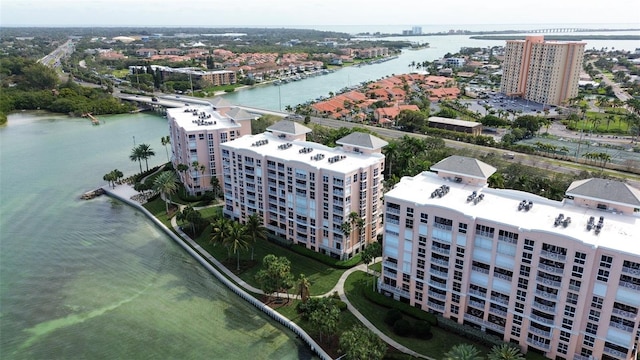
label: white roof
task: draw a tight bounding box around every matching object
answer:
[221,132,384,174]
[386,171,640,256]
[167,105,241,132]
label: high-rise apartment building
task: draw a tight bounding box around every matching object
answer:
[221,121,387,259]
[500,36,585,106]
[167,104,254,195]
[380,155,640,359]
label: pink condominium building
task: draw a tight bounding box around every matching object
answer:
[167,102,254,195]
[380,156,640,360]
[221,121,387,259]
[500,36,585,106]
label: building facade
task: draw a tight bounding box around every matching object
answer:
[500,36,585,106]
[221,121,387,259]
[380,155,640,360]
[167,104,253,195]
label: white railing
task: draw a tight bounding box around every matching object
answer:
[427,290,447,300]
[622,266,640,276]
[536,275,561,288]
[609,320,635,333]
[468,289,486,298]
[619,280,640,292]
[429,268,449,278]
[472,265,490,274]
[530,313,554,325]
[526,337,550,350]
[469,300,485,309]
[540,249,566,261]
[603,347,628,359]
[428,279,447,290]
[612,307,637,319]
[528,326,551,338]
[431,245,451,255]
[383,261,398,270]
[534,289,558,300]
[494,272,513,282]
[490,295,509,306]
[379,283,410,298]
[427,301,445,311]
[532,301,556,314]
[538,263,564,274]
[489,307,507,317]
[431,258,449,267]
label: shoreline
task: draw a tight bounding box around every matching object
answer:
[101,184,332,360]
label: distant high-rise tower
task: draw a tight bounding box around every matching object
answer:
[500,36,585,106]
[412,26,422,35]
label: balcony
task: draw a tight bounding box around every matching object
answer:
[468,300,485,309]
[472,265,490,275]
[622,265,640,276]
[532,300,556,314]
[431,245,451,256]
[573,355,591,360]
[609,320,635,333]
[468,289,487,298]
[490,295,509,306]
[464,312,484,324]
[540,249,566,261]
[528,326,552,338]
[386,207,400,215]
[526,337,550,351]
[489,306,507,317]
[529,313,554,325]
[603,347,628,359]
[431,258,449,267]
[383,261,398,270]
[619,280,640,292]
[538,263,564,275]
[427,290,447,300]
[427,301,445,311]
[534,289,558,300]
[429,268,449,278]
[428,279,447,290]
[434,223,452,231]
[536,276,561,288]
[485,321,505,332]
[379,283,410,298]
[383,269,397,278]
[612,307,638,320]
[494,273,513,282]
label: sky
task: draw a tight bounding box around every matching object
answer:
[1,0,639,28]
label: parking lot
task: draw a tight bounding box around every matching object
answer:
[462,93,560,119]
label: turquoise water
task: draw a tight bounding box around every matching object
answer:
[0,112,312,359]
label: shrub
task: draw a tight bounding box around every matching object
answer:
[392,319,412,336]
[366,288,438,325]
[334,300,348,312]
[385,309,403,326]
[437,316,503,348]
[413,320,432,339]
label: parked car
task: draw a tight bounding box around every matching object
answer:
[152,97,158,102]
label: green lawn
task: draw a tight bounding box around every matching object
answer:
[191,227,346,296]
[143,197,175,228]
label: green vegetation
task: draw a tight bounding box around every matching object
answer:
[344,271,491,357]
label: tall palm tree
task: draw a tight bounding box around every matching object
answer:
[296,273,311,303]
[160,136,171,162]
[153,171,178,214]
[129,146,144,174]
[211,217,231,258]
[225,221,250,271]
[487,344,525,360]
[245,213,267,261]
[443,344,483,360]
[138,143,155,172]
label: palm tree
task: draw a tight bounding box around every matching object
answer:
[129,146,144,174]
[443,344,483,360]
[487,344,525,360]
[211,217,231,258]
[226,221,250,271]
[153,171,178,214]
[210,176,222,200]
[296,273,311,303]
[138,143,155,172]
[245,213,267,261]
[161,136,171,162]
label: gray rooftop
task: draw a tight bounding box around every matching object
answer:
[566,178,640,207]
[336,132,388,150]
[209,97,233,109]
[225,107,256,121]
[430,155,497,179]
[266,120,312,135]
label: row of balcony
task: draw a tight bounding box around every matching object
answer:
[379,283,410,298]
[463,313,505,332]
[526,337,550,351]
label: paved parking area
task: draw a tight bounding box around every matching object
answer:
[462,93,561,118]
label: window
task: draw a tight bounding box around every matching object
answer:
[600,255,613,268]
[562,318,573,330]
[585,322,598,335]
[566,293,578,305]
[574,252,586,264]
[524,239,535,251]
[458,223,467,234]
[597,269,609,282]
[522,252,532,264]
[571,265,583,278]
[588,309,600,322]
[591,296,603,309]
[517,278,528,289]
[583,335,595,347]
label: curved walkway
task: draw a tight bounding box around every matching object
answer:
[105,182,430,359]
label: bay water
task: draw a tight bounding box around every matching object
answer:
[0,112,313,359]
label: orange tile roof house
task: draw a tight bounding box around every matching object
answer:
[374,104,420,121]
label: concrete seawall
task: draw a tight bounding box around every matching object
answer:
[102,188,332,360]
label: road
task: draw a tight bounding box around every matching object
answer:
[114,93,640,186]
[38,39,75,69]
